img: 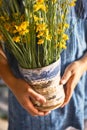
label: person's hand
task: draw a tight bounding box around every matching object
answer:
[11,78,50,116]
[0,48,50,116]
[60,57,87,107]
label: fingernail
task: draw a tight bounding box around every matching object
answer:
[61,105,64,108]
[61,79,66,85]
[37,97,46,103]
[42,97,46,103]
[44,99,46,102]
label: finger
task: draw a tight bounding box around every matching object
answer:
[25,97,51,116]
[60,69,72,85]
[61,91,72,107]
[61,89,71,107]
[28,87,46,104]
[61,76,75,107]
[43,111,51,116]
[22,97,46,116]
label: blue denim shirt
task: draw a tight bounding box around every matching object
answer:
[75,0,87,19]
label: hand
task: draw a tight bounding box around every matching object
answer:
[60,57,87,107]
[0,48,50,116]
[11,78,50,116]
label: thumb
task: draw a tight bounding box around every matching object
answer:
[28,87,46,104]
[60,69,72,85]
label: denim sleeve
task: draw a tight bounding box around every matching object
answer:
[75,0,87,19]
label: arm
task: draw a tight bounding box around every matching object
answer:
[0,47,50,116]
[60,53,87,107]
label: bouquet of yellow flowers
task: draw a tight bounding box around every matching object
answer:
[0,0,76,111]
[0,0,76,68]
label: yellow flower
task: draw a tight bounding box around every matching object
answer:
[36,23,47,32]
[58,29,64,34]
[46,35,52,41]
[62,34,69,41]
[13,21,29,36]
[45,29,52,41]
[56,42,67,49]
[37,0,44,3]
[69,0,77,7]
[19,29,29,36]
[33,3,46,12]
[34,15,39,22]
[37,39,44,44]
[15,21,29,32]
[61,44,67,49]
[64,23,69,29]
[13,36,20,43]
[37,31,44,38]
[34,15,43,22]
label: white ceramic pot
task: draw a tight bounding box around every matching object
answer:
[19,58,65,111]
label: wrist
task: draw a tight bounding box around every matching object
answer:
[0,54,17,91]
